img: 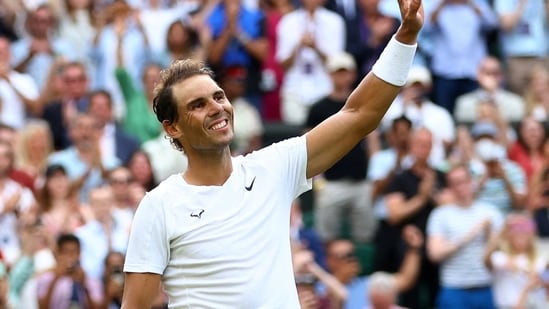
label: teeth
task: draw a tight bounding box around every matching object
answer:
[211,120,227,130]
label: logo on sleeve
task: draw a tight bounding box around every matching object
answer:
[190,209,205,219]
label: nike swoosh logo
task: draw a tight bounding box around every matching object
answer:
[245,176,256,191]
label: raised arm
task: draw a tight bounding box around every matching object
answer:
[304,0,423,179]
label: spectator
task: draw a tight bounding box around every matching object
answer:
[153,19,211,68]
[454,56,525,123]
[292,246,347,309]
[37,164,83,238]
[524,66,549,121]
[290,200,327,270]
[108,166,140,212]
[40,61,91,151]
[115,51,162,144]
[101,251,125,309]
[425,0,498,113]
[508,116,546,182]
[87,89,140,165]
[141,133,188,184]
[0,123,36,191]
[206,0,268,110]
[484,212,547,309]
[383,128,446,309]
[470,121,527,214]
[57,0,96,67]
[493,0,549,95]
[0,35,40,128]
[353,0,400,77]
[139,0,197,57]
[126,150,157,192]
[15,120,54,190]
[76,186,131,281]
[0,1,19,41]
[91,0,149,120]
[0,141,37,267]
[427,164,504,309]
[276,0,345,125]
[47,113,121,203]
[36,233,103,309]
[325,225,423,309]
[532,167,549,236]
[369,115,413,275]
[259,0,295,122]
[217,66,263,156]
[305,52,376,244]
[11,4,76,89]
[381,65,455,167]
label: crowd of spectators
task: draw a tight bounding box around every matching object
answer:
[1,0,549,308]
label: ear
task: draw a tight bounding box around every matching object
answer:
[162,120,183,140]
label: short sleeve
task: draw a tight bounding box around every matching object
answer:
[124,192,170,275]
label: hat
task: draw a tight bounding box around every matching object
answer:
[45,164,66,178]
[406,66,432,86]
[326,52,356,73]
[471,121,498,139]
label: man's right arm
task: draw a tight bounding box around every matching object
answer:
[121,273,162,309]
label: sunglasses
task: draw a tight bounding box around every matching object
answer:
[330,251,357,262]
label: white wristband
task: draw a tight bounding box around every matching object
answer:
[372,35,417,87]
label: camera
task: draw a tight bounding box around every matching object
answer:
[111,267,125,286]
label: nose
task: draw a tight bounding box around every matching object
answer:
[207,98,224,116]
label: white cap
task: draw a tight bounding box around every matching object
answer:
[326,52,356,72]
[406,66,432,86]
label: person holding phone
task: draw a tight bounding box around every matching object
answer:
[36,234,103,309]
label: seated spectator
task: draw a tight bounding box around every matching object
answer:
[484,212,547,309]
[381,65,455,167]
[126,150,157,192]
[454,56,525,123]
[101,251,125,309]
[366,272,408,309]
[36,234,103,309]
[108,166,140,212]
[40,61,91,151]
[57,0,96,68]
[427,164,504,309]
[15,120,54,190]
[0,123,37,191]
[325,225,423,309]
[47,113,121,203]
[87,89,140,165]
[524,66,549,121]
[470,121,527,214]
[76,186,131,281]
[508,116,546,182]
[37,164,84,237]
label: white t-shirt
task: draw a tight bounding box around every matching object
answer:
[491,251,547,308]
[124,136,312,308]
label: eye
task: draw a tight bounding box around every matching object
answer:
[214,92,225,102]
[190,100,205,110]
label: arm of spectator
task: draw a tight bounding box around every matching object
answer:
[515,273,542,309]
[235,30,268,62]
[38,269,64,309]
[428,218,490,263]
[429,0,447,25]
[394,225,423,292]
[0,67,39,115]
[498,0,527,32]
[121,273,162,309]
[307,261,347,304]
[385,170,434,225]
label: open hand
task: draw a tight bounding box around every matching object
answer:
[396,0,424,44]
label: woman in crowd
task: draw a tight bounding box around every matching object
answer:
[484,212,547,308]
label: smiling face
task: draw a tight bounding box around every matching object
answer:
[164,74,234,154]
